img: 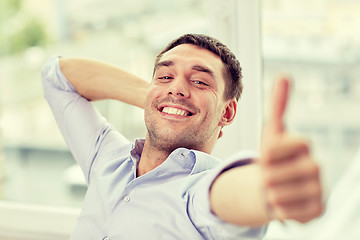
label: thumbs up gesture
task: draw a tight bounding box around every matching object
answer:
[261,77,323,223]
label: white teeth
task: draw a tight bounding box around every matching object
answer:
[162,107,188,116]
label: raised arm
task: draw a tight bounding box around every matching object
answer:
[59,57,150,108]
[42,57,148,180]
[210,78,323,226]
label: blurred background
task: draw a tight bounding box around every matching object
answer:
[0,0,359,239]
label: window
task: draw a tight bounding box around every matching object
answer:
[0,0,211,207]
[0,0,261,238]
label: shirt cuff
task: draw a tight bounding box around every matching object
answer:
[190,151,268,238]
[41,55,77,94]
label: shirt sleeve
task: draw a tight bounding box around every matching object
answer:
[188,151,268,239]
[41,56,129,184]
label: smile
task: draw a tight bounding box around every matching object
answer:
[161,107,193,116]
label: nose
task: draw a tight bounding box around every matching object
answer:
[167,77,190,98]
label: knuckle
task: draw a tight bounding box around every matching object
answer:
[291,134,310,149]
[302,201,323,222]
[267,191,284,207]
[298,139,310,153]
[311,183,322,197]
[263,173,276,187]
[280,210,291,220]
[308,161,320,177]
[298,216,312,223]
[301,158,320,177]
[312,201,324,217]
[262,166,278,186]
[267,192,278,206]
[263,147,278,163]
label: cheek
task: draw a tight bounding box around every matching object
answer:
[198,95,220,117]
[145,87,161,105]
[148,85,165,97]
[210,99,227,121]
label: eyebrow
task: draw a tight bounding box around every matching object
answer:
[192,65,215,78]
[155,60,215,78]
[155,60,174,70]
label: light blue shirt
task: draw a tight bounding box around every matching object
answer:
[41,56,267,240]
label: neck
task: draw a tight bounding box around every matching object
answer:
[137,130,219,176]
[137,138,172,176]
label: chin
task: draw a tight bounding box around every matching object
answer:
[149,131,194,149]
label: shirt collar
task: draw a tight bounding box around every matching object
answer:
[190,150,222,174]
[130,139,145,168]
[130,139,221,175]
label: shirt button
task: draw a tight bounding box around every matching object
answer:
[123,196,130,202]
[103,237,110,240]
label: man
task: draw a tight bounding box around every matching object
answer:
[42,34,322,239]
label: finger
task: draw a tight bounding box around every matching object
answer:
[272,198,323,223]
[263,134,310,165]
[268,77,291,135]
[263,155,319,186]
[267,177,322,206]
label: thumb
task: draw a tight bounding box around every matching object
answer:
[267,77,291,135]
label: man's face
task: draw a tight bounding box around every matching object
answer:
[144,44,236,153]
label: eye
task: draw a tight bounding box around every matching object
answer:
[193,80,209,86]
[155,75,173,83]
[158,76,173,80]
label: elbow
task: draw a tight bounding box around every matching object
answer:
[41,59,54,100]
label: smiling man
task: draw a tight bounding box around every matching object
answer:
[41,34,322,239]
[142,43,238,175]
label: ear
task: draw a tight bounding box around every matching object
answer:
[219,98,237,127]
[218,128,224,139]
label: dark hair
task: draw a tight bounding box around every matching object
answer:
[153,33,243,101]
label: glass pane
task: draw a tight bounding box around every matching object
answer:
[262,0,360,193]
[0,0,210,207]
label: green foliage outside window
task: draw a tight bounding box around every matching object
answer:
[0,0,48,55]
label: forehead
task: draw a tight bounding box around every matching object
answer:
[158,44,225,77]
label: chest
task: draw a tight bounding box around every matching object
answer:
[71,163,206,240]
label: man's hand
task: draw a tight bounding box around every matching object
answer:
[60,57,150,108]
[209,77,322,226]
[260,77,323,223]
